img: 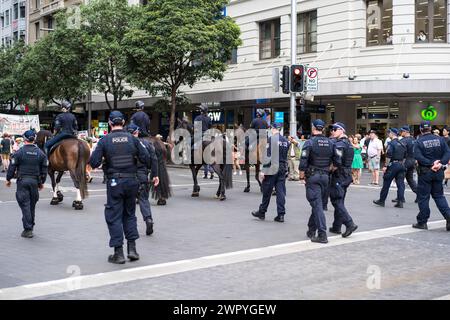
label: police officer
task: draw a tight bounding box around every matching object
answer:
[373,128,407,208]
[6,130,48,238]
[397,126,418,203]
[413,121,450,231]
[300,120,341,244]
[250,109,269,131]
[89,111,151,264]
[127,124,160,236]
[45,101,78,153]
[328,122,358,238]
[130,101,151,137]
[251,122,289,222]
[194,104,212,132]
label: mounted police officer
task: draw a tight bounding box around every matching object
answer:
[250,109,269,131]
[397,126,418,203]
[413,121,450,231]
[130,100,151,137]
[300,119,341,244]
[373,128,407,208]
[328,123,358,238]
[45,101,78,154]
[6,130,48,238]
[89,111,151,264]
[127,124,160,236]
[194,104,212,133]
[251,122,289,222]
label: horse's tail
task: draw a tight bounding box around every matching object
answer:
[76,140,89,199]
[223,164,233,189]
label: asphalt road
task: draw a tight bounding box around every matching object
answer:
[0,167,449,300]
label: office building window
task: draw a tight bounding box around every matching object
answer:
[228,48,238,64]
[259,18,281,60]
[20,5,26,19]
[35,0,41,10]
[35,22,40,40]
[366,0,393,46]
[416,0,447,43]
[5,10,10,26]
[13,4,18,20]
[1,16,4,28]
[298,11,317,54]
[48,16,53,30]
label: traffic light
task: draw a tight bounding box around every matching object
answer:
[290,64,304,93]
[280,65,290,94]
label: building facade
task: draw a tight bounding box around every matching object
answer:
[1,0,27,46]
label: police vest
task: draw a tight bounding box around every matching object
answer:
[16,145,41,177]
[400,136,415,159]
[339,138,354,168]
[390,139,407,161]
[104,131,138,174]
[309,136,334,168]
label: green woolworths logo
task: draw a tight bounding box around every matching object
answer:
[421,105,438,121]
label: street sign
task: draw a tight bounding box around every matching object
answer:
[274,112,284,124]
[306,67,319,92]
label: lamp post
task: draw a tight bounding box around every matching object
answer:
[289,0,297,137]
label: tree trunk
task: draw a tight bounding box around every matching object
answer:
[114,95,118,110]
[168,87,177,143]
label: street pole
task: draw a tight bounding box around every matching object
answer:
[87,90,92,137]
[290,0,297,137]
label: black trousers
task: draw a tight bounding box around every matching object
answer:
[16,178,40,231]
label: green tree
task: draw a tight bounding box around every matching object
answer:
[80,0,134,110]
[0,41,29,110]
[124,0,241,140]
[17,12,91,106]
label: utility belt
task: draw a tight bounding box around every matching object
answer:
[417,165,433,175]
[306,166,330,178]
[391,159,405,164]
[17,175,40,181]
[335,167,352,176]
[107,173,137,179]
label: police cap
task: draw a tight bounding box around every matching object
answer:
[23,129,36,142]
[109,111,125,125]
[312,119,325,130]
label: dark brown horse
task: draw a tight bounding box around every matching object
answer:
[36,130,90,210]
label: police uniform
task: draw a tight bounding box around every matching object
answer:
[300,120,341,243]
[251,123,289,222]
[194,113,212,133]
[399,126,418,197]
[374,129,407,207]
[250,110,269,131]
[329,123,358,238]
[89,111,151,264]
[6,130,48,238]
[45,102,78,153]
[413,121,450,230]
[127,125,159,236]
[130,111,151,137]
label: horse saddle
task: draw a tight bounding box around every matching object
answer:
[48,134,78,155]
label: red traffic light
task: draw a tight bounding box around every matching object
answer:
[294,68,302,76]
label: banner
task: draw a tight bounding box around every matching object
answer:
[0,113,41,135]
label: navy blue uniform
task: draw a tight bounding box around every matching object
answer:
[194,114,212,132]
[250,118,269,130]
[45,112,78,152]
[137,138,158,222]
[7,144,48,231]
[400,136,418,194]
[414,133,450,224]
[258,134,289,216]
[330,137,355,231]
[130,111,151,136]
[379,139,407,203]
[89,129,150,248]
[300,135,341,235]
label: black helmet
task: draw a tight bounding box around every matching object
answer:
[135,100,145,110]
[61,100,72,111]
[199,104,208,113]
[256,109,264,117]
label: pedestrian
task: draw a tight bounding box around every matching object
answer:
[433,129,440,136]
[1,133,12,172]
[12,137,23,153]
[413,121,450,231]
[328,123,358,237]
[127,124,160,236]
[251,122,289,223]
[203,164,214,179]
[398,126,418,202]
[373,128,407,208]
[130,101,151,137]
[351,136,364,184]
[442,127,450,187]
[360,132,369,168]
[5,130,48,238]
[44,101,78,154]
[367,130,383,185]
[232,143,242,175]
[287,131,301,181]
[89,111,151,264]
[300,119,341,244]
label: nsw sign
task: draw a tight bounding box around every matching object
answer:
[306,67,318,92]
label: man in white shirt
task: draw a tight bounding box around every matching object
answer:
[367,130,383,185]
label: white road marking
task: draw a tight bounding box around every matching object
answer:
[0,220,446,300]
[434,294,450,300]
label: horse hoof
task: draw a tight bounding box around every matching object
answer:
[50,198,59,205]
[57,191,64,202]
[88,177,93,183]
[219,195,226,201]
[191,192,199,197]
[157,199,166,206]
[73,201,83,210]
[244,187,250,193]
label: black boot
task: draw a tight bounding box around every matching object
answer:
[21,230,33,238]
[412,223,428,230]
[391,198,398,203]
[306,230,315,239]
[274,215,284,223]
[373,200,385,207]
[108,246,126,264]
[127,241,140,262]
[145,218,154,236]
[311,233,328,244]
[203,174,208,179]
[446,218,450,232]
[251,211,265,220]
[210,173,214,179]
[342,224,358,238]
[329,227,342,235]
[394,201,404,208]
